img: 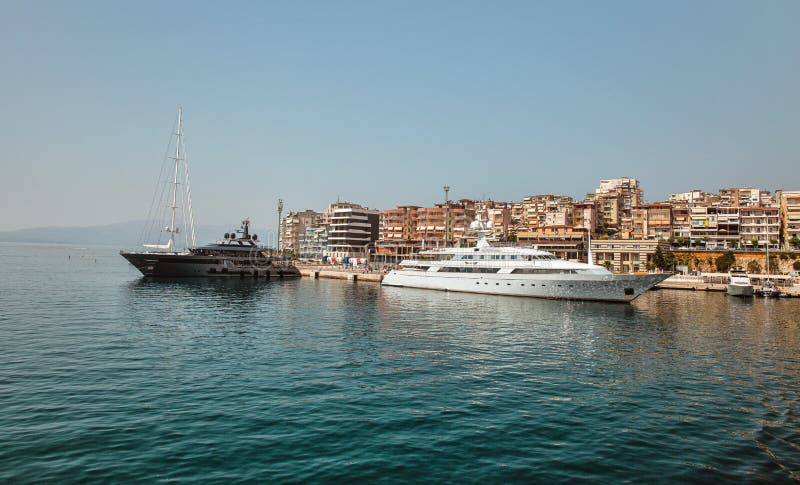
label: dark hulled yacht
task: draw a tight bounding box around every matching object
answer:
[120,107,299,279]
[121,219,300,278]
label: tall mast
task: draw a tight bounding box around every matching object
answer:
[168,106,182,250]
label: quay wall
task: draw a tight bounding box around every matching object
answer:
[657,275,800,297]
[673,249,800,274]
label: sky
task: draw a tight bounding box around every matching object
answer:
[1,0,798,233]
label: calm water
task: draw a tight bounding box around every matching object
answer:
[1,243,799,483]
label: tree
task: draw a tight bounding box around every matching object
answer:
[794,261,800,271]
[790,236,800,249]
[603,260,613,271]
[751,239,759,248]
[715,250,736,273]
[747,260,762,273]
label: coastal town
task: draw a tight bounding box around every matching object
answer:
[278,177,800,278]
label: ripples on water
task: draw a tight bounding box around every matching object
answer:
[1,243,799,482]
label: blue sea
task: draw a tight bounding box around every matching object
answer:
[1,242,799,482]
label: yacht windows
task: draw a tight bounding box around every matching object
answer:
[439,267,500,273]
[510,268,579,274]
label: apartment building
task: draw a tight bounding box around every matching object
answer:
[591,239,670,274]
[517,195,574,229]
[324,202,380,259]
[631,203,672,240]
[280,209,324,254]
[298,226,328,258]
[375,203,473,262]
[572,202,597,234]
[516,225,587,261]
[739,206,779,246]
[777,191,800,247]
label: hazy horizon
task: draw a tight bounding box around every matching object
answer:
[2,1,798,233]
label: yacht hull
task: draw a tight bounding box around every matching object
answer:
[726,284,754,297]
[120,251,301,278]
[381,270,671,302]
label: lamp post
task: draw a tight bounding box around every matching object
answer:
[443,185,450,247]
[277,198,284,254]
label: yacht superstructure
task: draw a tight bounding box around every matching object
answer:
[726,268,754,297]
[381,238,670,302]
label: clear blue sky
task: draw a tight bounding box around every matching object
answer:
[1,0,798,232]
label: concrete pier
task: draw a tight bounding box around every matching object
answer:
[298,267,384,283]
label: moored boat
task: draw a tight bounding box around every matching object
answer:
[381,222,670,302]
[726,268,754,297]
[120,107,299,279]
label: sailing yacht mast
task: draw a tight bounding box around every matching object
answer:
[167,106,183,250]
[143,106,195,251]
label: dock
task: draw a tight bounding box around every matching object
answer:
[656,274,800,296]
[297,265,384,283]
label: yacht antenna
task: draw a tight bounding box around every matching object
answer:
[587,231,594,265]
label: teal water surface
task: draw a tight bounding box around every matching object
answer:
[1,243,799,482]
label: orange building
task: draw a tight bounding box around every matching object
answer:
[631,203,672,240]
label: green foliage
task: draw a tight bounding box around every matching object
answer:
[652,246,668,270]
[715,251,736,273]
[603,260,613,270]
[794,261,800,271]
[790,236,800,249]
[747,260,762,273]
[780,253,789,260]
[751,239,759,247]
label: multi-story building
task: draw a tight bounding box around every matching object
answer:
[631,203,672,240]
[777,190,800,247]
[324,202,380,259]
[592,193,622,233]
[376,206,420,262]
[671,204,691,240]
[718,187,773,207]
[280,210,324,254]
[515,225,587,261]
[739,206,779,246]
[375,202,473,262]
[517,195,574,229]
[299,226,328,258]
[572,202,597,234]
[669,190,708,205]
[591,177,643,235]
[591,239,670,273]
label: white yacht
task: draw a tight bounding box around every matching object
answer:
[381,226,670,303]
[726,268,754,297]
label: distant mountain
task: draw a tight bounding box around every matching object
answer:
[0,221,240,247]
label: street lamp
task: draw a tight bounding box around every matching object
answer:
[443,185,450,247]
[277,198,284,253]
